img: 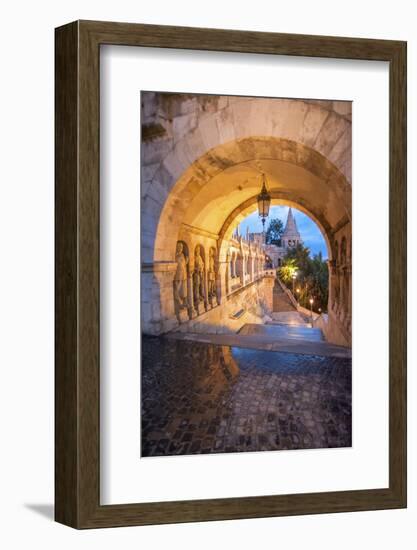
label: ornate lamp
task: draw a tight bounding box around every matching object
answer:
[257,173,271,231]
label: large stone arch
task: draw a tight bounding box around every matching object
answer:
[141,94,351,342]
[142,94,351,265]
[147,136,350,265]
[217,194,332,263]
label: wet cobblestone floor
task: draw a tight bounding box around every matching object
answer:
[141,336,352,457]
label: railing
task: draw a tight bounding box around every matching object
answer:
[275,276,351,346]
[276,276,299,309]
[276,277,323,326]
[227,269,274,298]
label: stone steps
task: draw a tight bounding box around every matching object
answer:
[167,324,351,359]
[272,282,297,312]
[270,311,310,326]
[239,323,324,343]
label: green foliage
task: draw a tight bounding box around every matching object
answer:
[278,258,298,284]
[280,244,328,312]
[265,218,284,245]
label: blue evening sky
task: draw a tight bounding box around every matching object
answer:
[238,206,328,259]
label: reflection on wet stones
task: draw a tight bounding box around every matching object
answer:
[141,336,352,457]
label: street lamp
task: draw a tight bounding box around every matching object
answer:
[296,287,300,304]
[292,270,297,295]
[309,297,314,325]
[257,173,271,232]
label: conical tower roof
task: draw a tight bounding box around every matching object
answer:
[282,208,301,239]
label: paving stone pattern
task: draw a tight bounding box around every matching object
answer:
[141,336,352,457]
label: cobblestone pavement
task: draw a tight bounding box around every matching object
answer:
[141,336,352,457]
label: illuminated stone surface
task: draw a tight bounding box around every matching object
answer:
[141,337,352,457]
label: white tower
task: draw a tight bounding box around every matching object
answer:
[281,208,302,249]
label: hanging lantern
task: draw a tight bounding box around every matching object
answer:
[257,173,271,231]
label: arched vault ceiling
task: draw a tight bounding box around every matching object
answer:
[151,137,351,263]
[183,159,350,236]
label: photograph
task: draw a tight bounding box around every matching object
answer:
[140,92,352,457]
[0,2,407,540]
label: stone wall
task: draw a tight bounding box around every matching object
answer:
[175,273,276,335]
[328,219,352,344]
[314,311,350,347]
[141,93,352,191]
[142,221,269,335]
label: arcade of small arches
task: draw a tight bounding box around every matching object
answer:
[141,93,352,346]
[172,230,270,322]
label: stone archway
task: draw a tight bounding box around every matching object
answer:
[216,194,332,263]
[148,136,350,265]
[141,95,351,342]
[141,94,351,266]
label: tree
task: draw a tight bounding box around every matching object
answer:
[278,258,298,284]
[279,244,329,312]
[265,218,284,245]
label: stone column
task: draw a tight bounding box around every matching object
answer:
[241,255,245,285]
[224,253,230,298]
[341,266,351,330]
[216,260,226,305]
[203,257,209,311]
[142,261,179,334]
[186,269,195,319]
[339,267,346,323]
[192,268,202,317]
[238,256,244,286]
[327,259,337,314]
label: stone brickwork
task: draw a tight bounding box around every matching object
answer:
[141,337,352,456]
[142,215,273,334]
[175,271,276,335]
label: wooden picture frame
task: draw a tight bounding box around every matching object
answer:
[55,20,407,528]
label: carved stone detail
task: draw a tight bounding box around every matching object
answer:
[193,245,205,312]
[173,241,189,320]
[207,248,217,304]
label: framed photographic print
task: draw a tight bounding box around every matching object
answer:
[55,20,406,528]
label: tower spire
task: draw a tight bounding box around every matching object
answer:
[282,207,302,247]
[283,208,299,234]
